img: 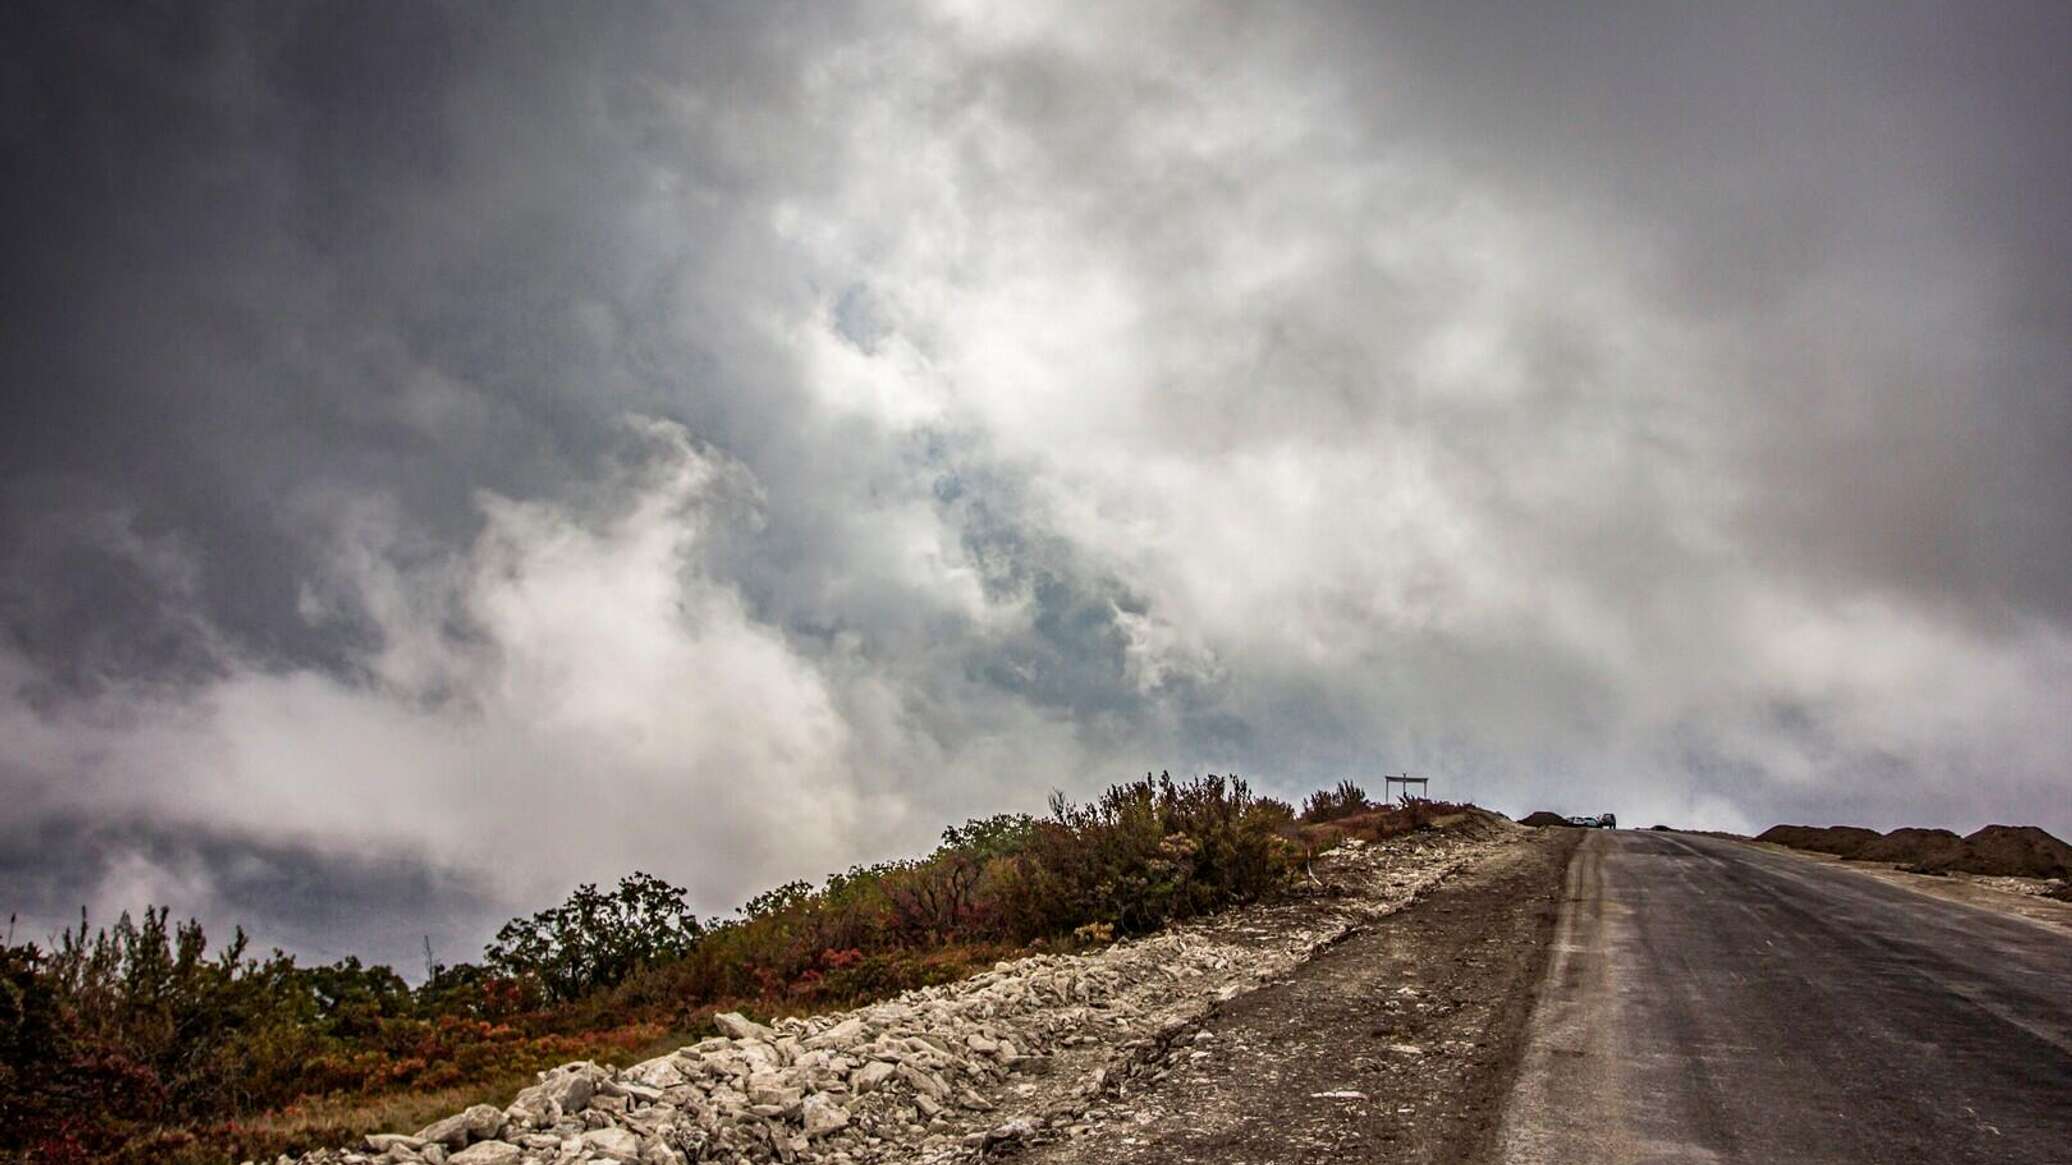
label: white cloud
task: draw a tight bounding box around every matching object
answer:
[742,5,2072,834]
[10,423,899,919]
[7,2,2070,961]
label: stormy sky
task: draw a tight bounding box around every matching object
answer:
[4,1,2068,971]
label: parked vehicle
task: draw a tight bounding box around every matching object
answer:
[1598,812,1618,829]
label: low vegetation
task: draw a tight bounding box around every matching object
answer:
[0,773,1462,1164]
[1300,780,1371,823]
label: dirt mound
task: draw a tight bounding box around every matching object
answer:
[1848,827,1969,867]
[1756,824,1881,857]
[1519,811,1568,827]
[1916,825,2072,879]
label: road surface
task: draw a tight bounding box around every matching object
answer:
[1498,829,2072,1164]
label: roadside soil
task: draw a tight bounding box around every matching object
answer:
[1742,839,2072,935]
[1023,827,1581,1165]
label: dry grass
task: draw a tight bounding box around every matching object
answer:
[238,1026,698,1157]
[245,1080,519,1148]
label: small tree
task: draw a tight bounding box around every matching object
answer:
[485,872,703,1003]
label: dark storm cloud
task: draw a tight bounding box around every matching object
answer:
[0,0,902,955]
[0,1,860,686]
[2,2,2068,964]
[0,812,498,974]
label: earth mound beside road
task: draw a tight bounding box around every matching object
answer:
[1756,824,1881,856]
[1763,822,2072,880]
[1925,824,2072,879]
[1849,827,1969,867]
[1518,811,1569,827]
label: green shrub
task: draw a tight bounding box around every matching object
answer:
[1005,772,1291,937]
[1301,779,1371,823]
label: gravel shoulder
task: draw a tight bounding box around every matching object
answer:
[1024,825,1580,1165]
[1738,838,2072,935]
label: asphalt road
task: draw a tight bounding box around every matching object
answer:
[1496,830,2072,1164]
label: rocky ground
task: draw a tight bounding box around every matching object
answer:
[1024,824,1578,1165]
[261,811,1537,1165]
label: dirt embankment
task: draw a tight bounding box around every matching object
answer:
[1937,825,2072,879]
[1755,824,1883,856]
[1761,822,2072,881]
[1518,811,1568,828]
[1850,827,1968,866]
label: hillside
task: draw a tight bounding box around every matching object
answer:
[0,777,1473,1164]
[271,811,1521,1165]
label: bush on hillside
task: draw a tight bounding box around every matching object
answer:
[1301,779,1371,823]
[0,772,1320,1162]
[484,872,704,1003]
[1010,772,1291,937]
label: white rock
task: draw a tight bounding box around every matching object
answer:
[416,1104,505,1148]
[580,1127,642,1162]
[747,1079,803,1109]
[800,1094,850,1138]
[736,1041,784,1070]
[446,1142,522,1165]
[625,1056,688,1089]
[414,1114,466,1147]
[803,1017,865,1050]
[851,1061,897,1093]
[713,1012,776,1041]
[896,1063,950,1098]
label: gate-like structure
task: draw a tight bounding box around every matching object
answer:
[1383,772,1428,804]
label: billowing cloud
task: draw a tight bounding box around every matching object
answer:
[1,418,1127,962]
[3,1,2067,967]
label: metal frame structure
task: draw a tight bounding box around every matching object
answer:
[1383,772,1429,804]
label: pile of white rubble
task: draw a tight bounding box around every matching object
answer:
[261,818,1514,1165]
